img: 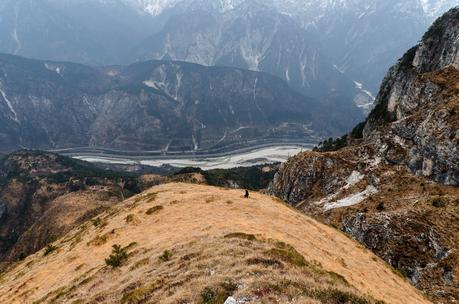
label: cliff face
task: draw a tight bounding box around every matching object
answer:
[364,7,459,184]
[269,7,459,303]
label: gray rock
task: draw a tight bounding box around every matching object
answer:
[224,297,237,304]
[362,7,459,185]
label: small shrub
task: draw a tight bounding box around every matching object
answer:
[205,197,216,203]
[200,287,217,304]
[224,232,256,241]
[91,217,107,228]
[105,244,128,268]
[158,250,173,262]
[146,193,158,203]
[266,242,308,267]
[246,257,283,268]
[121,280,163,304]
[91,217,102,227]
[432,197,447,208]
[313,135,348,152]
[125,242,138,251]
[125,214,135,224]
[350,121,366,139]
[18,252,27,261]
[376,202,385,211]
[146,206,164,215]
[220,280,238,295]
[44,244,58,256]
[200,286,231,304]
[87,234,109,246]
[312,288,370,304]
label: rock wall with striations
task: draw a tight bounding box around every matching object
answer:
[269,7,459,303]
[363,7,459,184]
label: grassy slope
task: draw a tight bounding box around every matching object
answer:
[0,183,429,303]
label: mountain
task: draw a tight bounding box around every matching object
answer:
[0,182,428,303]
[269,7,459,303]
[0,0,156,65]
[272,0,457,93]
[130,0,456,127]
[0,54,328,153]
[0,0,455,133]
[131,0,457,94]
[134,0,367,126]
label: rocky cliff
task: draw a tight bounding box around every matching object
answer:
[364,7,459,184]
[269,7,459,303]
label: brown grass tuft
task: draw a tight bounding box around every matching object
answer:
[146,205,164,215]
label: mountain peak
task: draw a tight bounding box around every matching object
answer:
[420,0,459,18]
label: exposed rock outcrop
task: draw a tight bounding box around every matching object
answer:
[364,7,459,184]
[269,7,459,303]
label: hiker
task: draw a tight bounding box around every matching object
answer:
[244,189,249,199]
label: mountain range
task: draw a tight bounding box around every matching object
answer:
[0,0,456,137]
[0,54,332,152]
[0,4,457,303]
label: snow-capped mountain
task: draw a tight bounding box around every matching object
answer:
[0,0,157,65]
[420,0,459,18]
[123,0,457,20]
[120,0,246,15]
[120,0,182,15]
[121,0,457,94]
[134,0,367,130]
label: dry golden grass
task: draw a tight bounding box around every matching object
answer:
[0,183,430,304]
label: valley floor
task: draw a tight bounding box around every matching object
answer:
[68,144,312,170]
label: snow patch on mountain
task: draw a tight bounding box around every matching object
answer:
[323,185,378,211]
[121,0,182,15]
[44,63,64,76]
[420,0,458,18]
[0,83,19,123]
[121,0,246,15]
[353,81,375,113]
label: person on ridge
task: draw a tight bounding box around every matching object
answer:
[244,189,250,199]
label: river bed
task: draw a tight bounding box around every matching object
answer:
[72,145,311,170]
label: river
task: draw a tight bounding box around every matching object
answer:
[71,144,312,170]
